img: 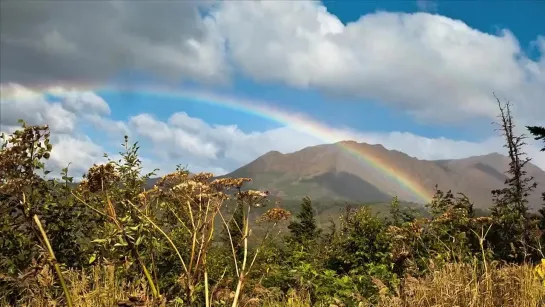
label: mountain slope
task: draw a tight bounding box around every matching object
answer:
[225,142,545,210]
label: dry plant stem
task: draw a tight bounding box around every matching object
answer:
[33,214,74,307]
[231,203,252,307]
[105,196,160,300]
[210,267,228,304]
[219,210,240,276]
[127,201,189,275]
[204,257,210,307]
[201,197,212,307]
[471,224,493,294]
[131,196,219,307]
[248,222,278,273]
[72,193,160,299]
[187,199,198,273]
[130,245,160,299]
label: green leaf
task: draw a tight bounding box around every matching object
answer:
[89,254,97,264]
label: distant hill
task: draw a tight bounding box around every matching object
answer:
[221,141,545,211]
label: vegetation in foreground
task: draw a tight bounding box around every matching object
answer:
[1,98,545,306]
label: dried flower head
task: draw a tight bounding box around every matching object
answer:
[83,163,119,193]
[155,171,189,190]
[259,207,291,223]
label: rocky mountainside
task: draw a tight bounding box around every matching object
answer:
[224,141,545,210]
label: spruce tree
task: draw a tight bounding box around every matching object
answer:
[389,196,416,225]
[287,196,321,245]
[527,125,545,229]
[490,97,536,261]
[527,126,545,151]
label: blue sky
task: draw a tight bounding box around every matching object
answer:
[1,0,544,176]
[107,0,544,139]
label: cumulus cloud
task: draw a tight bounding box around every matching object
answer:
[126,111,324,172]
[212,1,545,124]
[0,83,76,134]
[47,134,106,177]
[2,1,543,125]
[2,84,544,179]
[48,87,111,115]
[2,1,544,175]
[121,110,545,173]
[0,1,227,85]
[0,84,112,177]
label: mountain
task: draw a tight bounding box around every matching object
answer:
[224,141,545,211]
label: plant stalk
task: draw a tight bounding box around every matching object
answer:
[33,215,74,307]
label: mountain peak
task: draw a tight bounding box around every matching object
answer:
[262,150,283,157]
[335,140,358,145]
[226,142,545,210]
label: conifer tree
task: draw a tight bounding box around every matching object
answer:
[287,196,321,245]
[490,97,536,261]
[527,126,545,151]
[389,196,416,225]
[527,125,545,229]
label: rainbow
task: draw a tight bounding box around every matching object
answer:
[5,83,435,203]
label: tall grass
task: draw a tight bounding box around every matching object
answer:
[378,262,544,307]
[4,261,543,307]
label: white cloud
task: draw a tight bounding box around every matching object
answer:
[121,110,545,174]
[0,84,114,177]
[2,1,544,127]
[85,114,130,138]
[129,113,220,160]
[1,1,228,85]
[48,87,111,115]
[47,134,106,177]
[0,83,77,134]
[212,1,545,124]
[2,83,543,181]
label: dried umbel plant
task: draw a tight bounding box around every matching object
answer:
[258,207,291,223]
[80,163,120,193]
[126,169,287,307]
[125,170,261,306]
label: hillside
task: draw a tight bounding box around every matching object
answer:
[224,141,545,210]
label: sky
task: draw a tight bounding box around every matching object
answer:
[0,0,544,179]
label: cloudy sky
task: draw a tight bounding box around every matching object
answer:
[1,0,544,178]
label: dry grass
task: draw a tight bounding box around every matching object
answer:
[377,262,545,307]
[3,261,544,307]
[3,265,159,307]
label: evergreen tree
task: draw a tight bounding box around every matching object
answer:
[490,97,536,261]
[527,126,545,151]
[389,196,416,226]
[527,125,545,229]
[287,197,321,245]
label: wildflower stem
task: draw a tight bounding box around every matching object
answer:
[33,214,74,307]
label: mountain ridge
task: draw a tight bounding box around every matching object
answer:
[224,141,545,210]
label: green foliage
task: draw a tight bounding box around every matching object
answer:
[489,98,538,262]
[2,109,545,306]
[528,125,545,230]
[527,125,545,151]
[287,197,321,246]
[388,196,417,226]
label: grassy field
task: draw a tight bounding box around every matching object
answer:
[8,261,545,307]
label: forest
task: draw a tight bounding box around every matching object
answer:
[1,99,545,307]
